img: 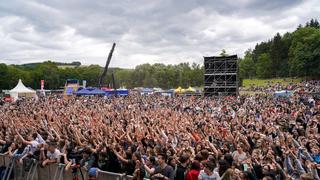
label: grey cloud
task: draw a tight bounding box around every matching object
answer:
[0,0,317,68]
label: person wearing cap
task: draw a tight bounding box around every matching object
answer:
[88,167,98,180]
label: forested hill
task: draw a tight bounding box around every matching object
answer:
[0,62,203,90]
[239,18,320,79]
[20,61,81,69]
[0,19,319,90]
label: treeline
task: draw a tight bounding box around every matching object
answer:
[239,18,320,79]
[0,62,203,90]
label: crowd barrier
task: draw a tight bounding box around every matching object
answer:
[97,170,123,180]
[0,154,149,180]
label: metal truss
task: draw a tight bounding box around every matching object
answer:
[204,55,239,96]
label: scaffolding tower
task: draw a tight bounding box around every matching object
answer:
[204,55,239,96]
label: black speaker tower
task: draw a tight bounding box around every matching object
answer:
[204,55,239,96]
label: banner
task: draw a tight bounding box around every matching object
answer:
[41,80,44,90]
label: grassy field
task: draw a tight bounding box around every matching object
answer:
[242,77,304,88]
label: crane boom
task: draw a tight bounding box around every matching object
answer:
[98,43,116,87]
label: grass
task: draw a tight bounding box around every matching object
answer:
[242,77,304,88]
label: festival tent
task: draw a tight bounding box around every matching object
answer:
[174,87,183,93]
[153,87,162,92]
[141,88,153,95]
[105,90,116,96]
[103,89,129,96]
[143,88,153,92]
[160,90,174,97]
[185,86,196,92]
[116,89,129,96]
[9,79,37,101]
[88,88,106,95]
[75,88,91,95]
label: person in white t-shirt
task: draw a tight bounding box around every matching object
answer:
[232,144,247,163]
[198,161,221,180]
[15,129,41,163]
[15,129,40,153]
[40,142,61,166]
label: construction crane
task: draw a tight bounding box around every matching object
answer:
[98,43,116,88]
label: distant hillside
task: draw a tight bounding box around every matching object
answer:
[21,61,81,69]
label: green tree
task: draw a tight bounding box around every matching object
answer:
[115,69,134,88]
[256,53,272,78]
[307,18,320,28]
[78,65,102,87]
[239,49,256,79]
[252,41,271,62]
[5,65,32,89]
[279,32,292,77]
[0,64,8,90]
[35,61,60,89]
[289,27,320,77]
[269,33,289,77]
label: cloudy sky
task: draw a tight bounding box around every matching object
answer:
[0,0,319,68]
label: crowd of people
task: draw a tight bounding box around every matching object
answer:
[0,81,319,180]
[244,80,320,95]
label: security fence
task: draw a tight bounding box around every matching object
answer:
[0,154,148,180]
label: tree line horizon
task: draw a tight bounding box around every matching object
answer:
[0,19,319,90]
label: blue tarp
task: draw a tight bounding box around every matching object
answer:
[274,90,293,97]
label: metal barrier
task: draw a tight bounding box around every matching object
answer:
[123,175,134,180]
[0,154,88,180]
[123,175,150,180]
[0,154,149,180]
[97,170,124,180]
[97,172,150,180]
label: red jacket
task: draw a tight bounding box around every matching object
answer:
[185,170,200,180]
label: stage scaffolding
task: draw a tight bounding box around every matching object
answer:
[204,55,239,96]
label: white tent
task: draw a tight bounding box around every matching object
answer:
[9,79,37,101]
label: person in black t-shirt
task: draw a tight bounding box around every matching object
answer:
[151,153,175,180]
[174,153,190,180]
[133,159,146,180]
[114,149,146,177]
